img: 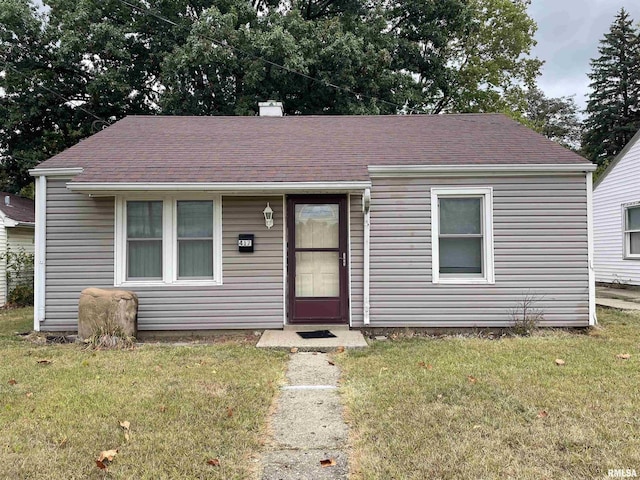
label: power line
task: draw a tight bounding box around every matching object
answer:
[1,61,111,129]
[117,0,421,114]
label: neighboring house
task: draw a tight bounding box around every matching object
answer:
[0,193,35,304]
[593,129,640,286]
[29,105,597,332]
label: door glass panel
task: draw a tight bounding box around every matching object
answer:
[295,252,339,297]
[295,204,339,248]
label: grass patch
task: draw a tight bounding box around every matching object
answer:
[337,308,640,479]
[0,308,287,479]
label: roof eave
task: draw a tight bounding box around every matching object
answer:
[66,181,372,195]
[368,163,596,177]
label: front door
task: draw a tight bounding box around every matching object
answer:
[287,195,348,324]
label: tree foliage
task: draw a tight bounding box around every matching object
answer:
[524,87,582,150]
[582,8,640,167]
[1,0,541,192]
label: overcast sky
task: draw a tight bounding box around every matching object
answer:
[528,1,640,111]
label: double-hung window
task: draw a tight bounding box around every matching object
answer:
[116,196,222,286]
[624,204,640,259]
[431,187,494,284]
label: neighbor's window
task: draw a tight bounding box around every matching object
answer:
[431,188,494,284]
[127,201,163,279]
[625,205,640,258]
[118,196,221,285]
[177,201,214,278]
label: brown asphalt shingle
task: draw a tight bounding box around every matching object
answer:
[33,114,591,183]
[0,193,35,223]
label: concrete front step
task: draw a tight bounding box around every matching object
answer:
[256,329,368,351]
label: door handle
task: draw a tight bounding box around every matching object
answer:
[342,252,347,267]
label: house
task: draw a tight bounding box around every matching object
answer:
[0,193,35,304]
[593,128,640,286]
[29,105,597,332]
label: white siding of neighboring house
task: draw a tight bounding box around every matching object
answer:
[6,226,35,294]
[0,221,35,305]
[594,134,640,285]
[0,218,6,304]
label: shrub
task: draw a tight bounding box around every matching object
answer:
[1,247,35,307]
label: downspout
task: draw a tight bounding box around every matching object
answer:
[586,171,597,326]
[363,188,371,325]
[34,175,47,331]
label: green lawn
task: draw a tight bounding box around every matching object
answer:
[337,308,640,480]
[0,308,288,479]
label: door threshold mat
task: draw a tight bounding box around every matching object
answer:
[297,330,337,339]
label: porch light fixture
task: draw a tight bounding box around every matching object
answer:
[263,202,274,229]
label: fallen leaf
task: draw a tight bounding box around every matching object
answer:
[327,360,335,366]
[320,458,336,468]
[207,458,220,467]
[335,346,345,353]
[616,353,631,360]
[427,364,433,370]
[26,392,33,398]
[119,420,130,430]
[155,365,162,372]
[98,449,118,462]
[227,408,234,417]
[37,359,52,365]
[538,410,549,418]
[555,359,565,366]
[417,361,426,367]
[95,460,107,470]
[468,375,477,384]
[158,405,166,413]
[290,347,298,354]
[8,379,17,385]
[124,432,130,442]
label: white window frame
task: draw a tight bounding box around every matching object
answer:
[623,202,640,260]
[115,194,223,287]
[431,187,495,285]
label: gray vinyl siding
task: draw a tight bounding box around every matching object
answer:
[45,178,114,330]
[43,180,284,331]
[369,175,589,327]
[349,194,364,327]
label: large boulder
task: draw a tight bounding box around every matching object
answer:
[78,288,138,340]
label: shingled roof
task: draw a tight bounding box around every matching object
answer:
[33,114,592,183]
[0,193,35,224]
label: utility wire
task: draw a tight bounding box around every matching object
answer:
[1,61,111,130]
[117,0,422,114]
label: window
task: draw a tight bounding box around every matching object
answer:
[431,187,494,284]
[127,201,163,279]
[624,204,640,259]
[115,196,222,286]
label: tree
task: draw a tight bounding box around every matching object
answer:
[582,8,640,166]
[1,0,542,193]
[524,87,582,150]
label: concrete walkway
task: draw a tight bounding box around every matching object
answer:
[261,352,349,479]
[596,286,640,310]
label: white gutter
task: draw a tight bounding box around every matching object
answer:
[66,181,372,194]
[34,175,47,331]
[586,171,597,326]
[29,167,84,177]
[368,163,597,177]
[363,188,371,325]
